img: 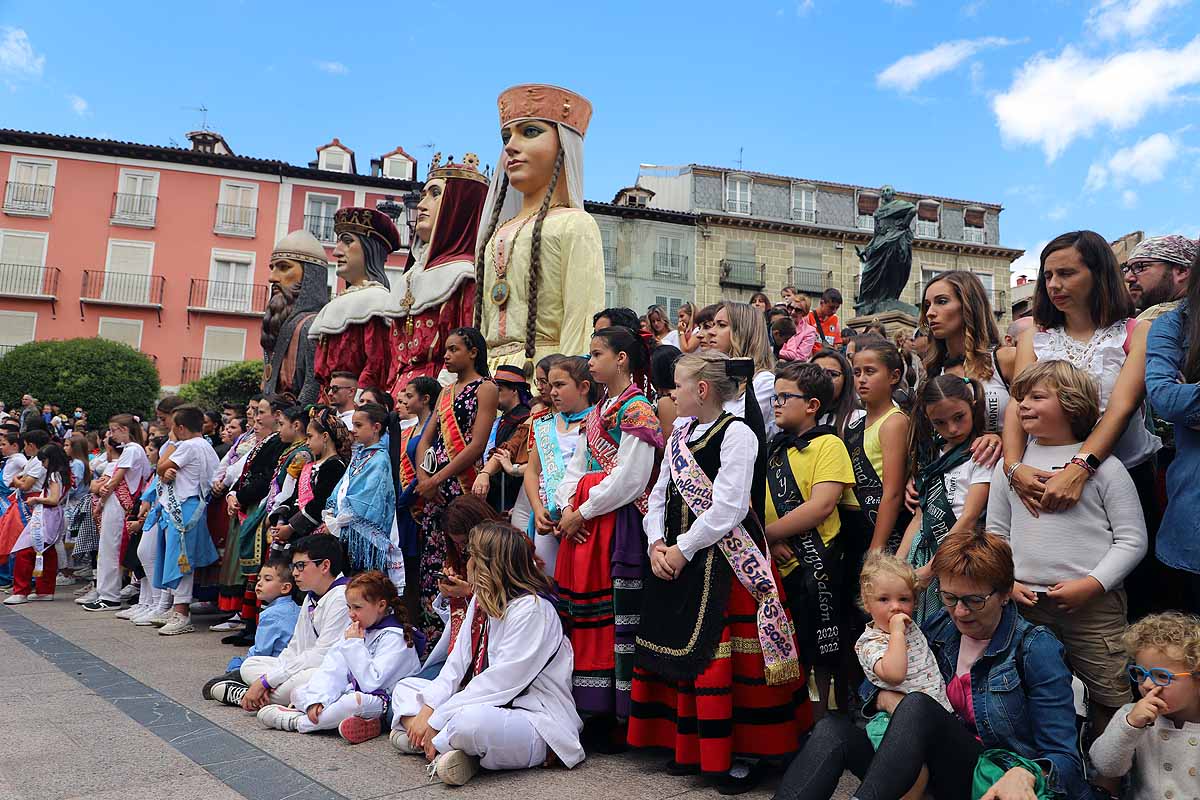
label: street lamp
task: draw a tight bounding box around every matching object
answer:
[376,191,421,249]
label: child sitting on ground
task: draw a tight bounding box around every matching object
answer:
[1090,611,1200,800]
[855,552,950,800]
[212,554,301,678]
[257,570,420,743]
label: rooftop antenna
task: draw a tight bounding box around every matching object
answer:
[735,146,744,170]
[183,104,210,131]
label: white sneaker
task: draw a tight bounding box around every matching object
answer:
[29,593,54,601]
[428,750,480,786]
[209,616,244,632]
[389,728,425,754]
[74,566,93,580]
[55,573,76,587]
[119,583,139,600]
[132,608,160,626]
[147,609,174,627]
[115,603,145,620]
[3,594,29,605]
[158,612,194,636]
[73,587,99,605]
[73,581,95,596]
[257,704,302,731]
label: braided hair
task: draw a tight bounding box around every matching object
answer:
[525,148,565,365]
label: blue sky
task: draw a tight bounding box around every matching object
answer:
[2,0,1198,282]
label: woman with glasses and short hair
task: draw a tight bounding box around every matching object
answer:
[774,530,1089,800]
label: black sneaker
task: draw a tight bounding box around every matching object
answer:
[716,759,768,796]
[82,599,123,612]
[221,633,254,646]
[207,679,249,706]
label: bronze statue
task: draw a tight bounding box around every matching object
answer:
[855,186,918,316]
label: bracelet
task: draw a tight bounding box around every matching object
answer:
[260,676,271,691]
[1004,461,1023,486]
[1068,456,1097,477]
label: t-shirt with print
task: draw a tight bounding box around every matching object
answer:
[808,311,842,349]
[19,456,47,492]
[856,622,951,711]
[940,451,991,519]
[764,433,859,546]
[166,437,220,500]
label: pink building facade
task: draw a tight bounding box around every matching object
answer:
[0,129,419,388]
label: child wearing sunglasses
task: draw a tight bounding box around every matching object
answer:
[1091,611,1200,800]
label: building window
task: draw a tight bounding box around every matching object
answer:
[203,326,246,362]
[321,148,349,173]
[601,226,616,275]
[857,191,879,231]
[721,239,762,288]
[112,169,158,226]
[104,239,155,304]
[215,181,258,236]
[384,157,411,180]
[4,157,55,216]
[654,235,687,281]
[791,244,825,293]
[0,230,47,296]
[792,184,816,223]
[725,175,752,215]
[963,206,987,244]
[97,317,144,350]
[207,249,255,312]
[305,194,339,243]
[916,200,940,239]
[655,295,686,319]
[0,309,36,354]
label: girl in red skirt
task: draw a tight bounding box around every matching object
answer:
[629,350,811,794]
[555,326,663,749]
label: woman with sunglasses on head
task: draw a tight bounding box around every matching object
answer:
[775,530,1089,800]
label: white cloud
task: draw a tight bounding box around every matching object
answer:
[796,0,814,15]
[0,28,44,78]
[1122,189,1139,207]
[1085,132,1180,190]
[1010,240,1049,283]
[877,37,1016,93]
[315,60,349,75]
[67,94,87,116]
[1046,204,1070,221]
[992,37,1200,161]
[1086,0,1190,40]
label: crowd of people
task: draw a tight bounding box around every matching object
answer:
[1,229,1199,800]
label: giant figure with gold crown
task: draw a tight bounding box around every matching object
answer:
[309,207,400,394]
[386,153,489,393]
[260,229,330,404]
[476,84,605,372]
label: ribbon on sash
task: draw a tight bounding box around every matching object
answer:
[666,426,801,685]
[161,481,211,575]
[436,386,477,491]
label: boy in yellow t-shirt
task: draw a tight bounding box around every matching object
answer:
[765,361,860,718]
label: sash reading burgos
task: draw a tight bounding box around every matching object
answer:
[666,425,800,686]
[436,386,477,491]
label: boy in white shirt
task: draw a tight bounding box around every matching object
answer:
[206,534,351,710]
[154,405,221,635]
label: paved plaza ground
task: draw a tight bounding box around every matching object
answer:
[0,601,857,800]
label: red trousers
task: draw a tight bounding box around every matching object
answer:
[12,545,57,596]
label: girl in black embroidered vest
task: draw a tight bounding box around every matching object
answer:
[629,351,810,794]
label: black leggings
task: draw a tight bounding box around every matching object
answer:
[773,693,982,800]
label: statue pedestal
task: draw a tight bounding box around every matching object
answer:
[847,309,920,337]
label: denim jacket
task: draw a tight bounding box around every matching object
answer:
[1146,304,1200,573]
[860,602,1088,800]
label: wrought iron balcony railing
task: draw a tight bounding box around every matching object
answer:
[603,246,617,275]
[0,263,59,298]
[214,203,257,236]
[111,192,157,226]
[81,269,165,307]
[3,182,53,216]
[181,356,243,384]
[789,266,829,295]
[305,214,337,244]
[719,259,765,289]
[652,251,689,281]
[188,278,268,315]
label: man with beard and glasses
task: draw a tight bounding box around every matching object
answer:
[261,230,331,405]
[309,208,401,400]
[1128,234,1197,322]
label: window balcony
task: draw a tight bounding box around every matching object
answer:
[603,246,617,275]
[962,227,987,245]
[915,220,940,239]
[653,251,689,282]
[111,192,157,227]
[857,214,876,231]
[188,278,268,316]
[789,266,829,295]
[305,214,337,244]
[0,263,59,300]
[81,270,164,308]
[181,356,243,384]
[3,182,53,217]
[725,199,751,215]
[214,204,257,237]
[0,343,19,358]
[719,259,765,290]
[793,208,816,224]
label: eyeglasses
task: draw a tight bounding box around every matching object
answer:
[1128,665,1196,687]
[330,384,355,393]
[1121,262,1153,276]
[771,392,810,407]
[290,558,327,573]
[535,378,550,389]
[820,368,844,380]
[937,590,995,611]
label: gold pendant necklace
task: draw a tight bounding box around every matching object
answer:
[489,203,566,307]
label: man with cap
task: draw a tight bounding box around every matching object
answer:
[261,230,331,404]
[1128,234,1197,321]
[472,364,533,517]
[309,208,401,397]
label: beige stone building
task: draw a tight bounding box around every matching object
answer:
[636,164,1024,325]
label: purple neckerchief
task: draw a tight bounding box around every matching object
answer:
[349,613,405,703]
[366,613,404,631]
[306,574,349,627]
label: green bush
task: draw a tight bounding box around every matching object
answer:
[178,360,263,410]
[0,338,160,424]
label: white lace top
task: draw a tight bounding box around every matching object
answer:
[1032,320,1160,468]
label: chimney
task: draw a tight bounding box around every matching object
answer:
[186,130,234,156]
[1016,275,1028,286]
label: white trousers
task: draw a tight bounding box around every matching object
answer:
[171,572,194,605]
[96,498,126,602]
[239,656,317,706]
[510,490,532,535]
[534,531,559,578]
[398,705,547,771]
[295,692,386,733]
[136,524,163,609]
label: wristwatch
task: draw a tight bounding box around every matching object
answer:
[1076,452,1101,471]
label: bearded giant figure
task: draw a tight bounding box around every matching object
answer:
[261,230,331,405]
